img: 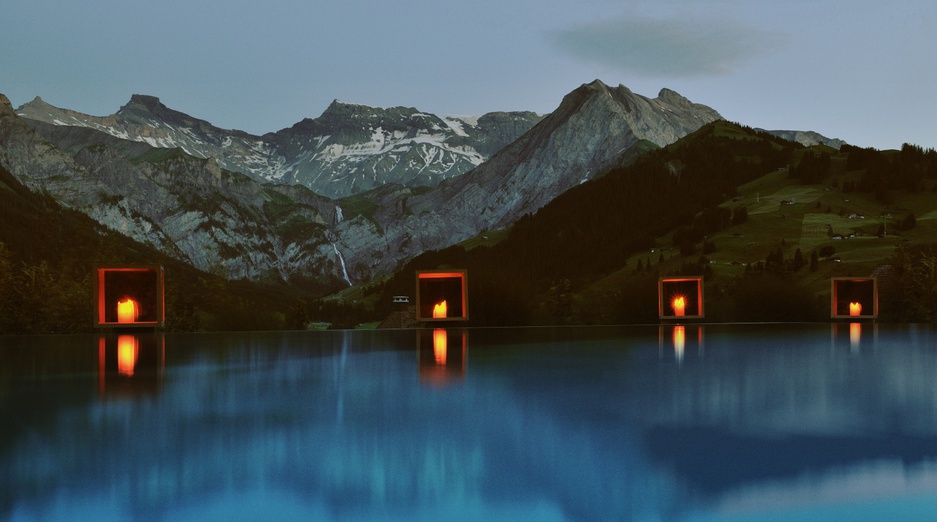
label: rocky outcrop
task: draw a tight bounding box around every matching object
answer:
[0,94,13,116]
[0,104,343,286]
[762,129,846,149]
[332,80,724,277]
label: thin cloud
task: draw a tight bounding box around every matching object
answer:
[549,15,782,77]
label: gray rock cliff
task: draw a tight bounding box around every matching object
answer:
[4,81,723,286]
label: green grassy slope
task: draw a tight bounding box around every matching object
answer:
[372,123,937,325]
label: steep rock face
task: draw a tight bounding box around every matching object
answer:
[17,95,292,182]
[0,105,344,286]
[17,96,542,199]
[334,80,724,277]
[417,80,723,232]
[4,81,722,286]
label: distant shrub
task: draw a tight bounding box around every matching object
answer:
[730,276,821,322]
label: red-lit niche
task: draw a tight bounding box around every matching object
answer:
[659,277,704,320]
[415,269,468,322]
[95,266,165,328]
[831,277,877,319]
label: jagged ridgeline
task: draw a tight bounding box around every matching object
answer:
[7,82,724,288]
[378,122,803,324]
[17,94,543,199]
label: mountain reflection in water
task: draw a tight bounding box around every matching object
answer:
[2,324,937,521]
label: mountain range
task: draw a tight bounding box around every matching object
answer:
[1,80,842,295]
[16,94,542,199]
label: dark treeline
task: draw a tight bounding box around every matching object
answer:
[0,164,298,334]
[377,121,801,325]
[842,143,937,198]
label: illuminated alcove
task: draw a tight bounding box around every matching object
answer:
[831,277,877,319]
[415,270,468,322]
[95,266,165,329]
[659,277,704,320]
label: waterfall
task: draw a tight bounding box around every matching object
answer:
[335,205,344,224]
[332,243,352,286]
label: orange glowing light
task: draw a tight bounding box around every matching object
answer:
[432,300,448,319]
[672,296,686,317]
[850,322,861,350]
[117,335,139,376]
[849,302,862,316]
[673,325,686,361]
[433,328,447,365]
[116,298,138,323]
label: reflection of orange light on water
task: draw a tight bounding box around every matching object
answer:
[117,298,138,323]
[672,296,686,317]
[117,335,138,376]
[433,300,448,319]
[849,302,862,316]
[850,322,861,350]
[433,328,447,365]
[673,326,685,361]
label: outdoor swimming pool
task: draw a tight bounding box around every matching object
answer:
[3,324,937,521]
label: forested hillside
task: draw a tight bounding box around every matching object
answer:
[0,164,305,334]
[373,122,797,323]
[6,119,937,332]
[372,122,937,325]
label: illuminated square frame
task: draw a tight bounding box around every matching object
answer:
[95,265,165,328]
[831,277,877,319]
[415,269,469,322]
[659,277,704,320]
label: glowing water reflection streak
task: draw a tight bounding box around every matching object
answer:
[850,322,861,352]
[117,335,139,376]
[673,325,686,363]
[433,328,447,365]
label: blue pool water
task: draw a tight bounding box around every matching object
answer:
[2,324,937,521]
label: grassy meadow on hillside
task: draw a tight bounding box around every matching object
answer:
[369,123,937,326]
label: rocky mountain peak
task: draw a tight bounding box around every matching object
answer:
[657,88,691,106]
[127,94,163,107]
[0,94,13,116]
[285,100,420,136]
[118,94,194,125]
[395,80,726,260]
[14,96,58,116]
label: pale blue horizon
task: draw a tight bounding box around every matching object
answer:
[2,0,934,150]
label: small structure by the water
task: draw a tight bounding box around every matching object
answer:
[415,269,468,322]
[659,277,704,320]
[830,277,877,320]
[95,266,165,329]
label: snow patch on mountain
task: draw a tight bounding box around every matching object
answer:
[16,95,542,199]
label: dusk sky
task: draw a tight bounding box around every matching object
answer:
[2,0,934,150]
